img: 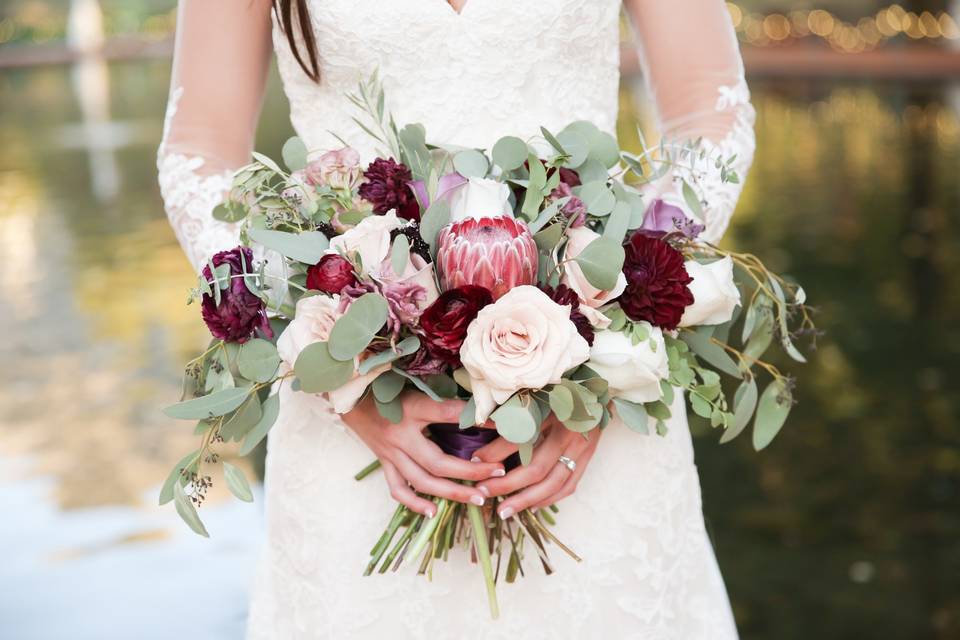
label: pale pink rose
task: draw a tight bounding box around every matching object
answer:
[561,226,627,323]
[460,285,591,424]
[329,211,404,275]
[304,147,362,189]
[276,293,388,413]
[374,252,440,313]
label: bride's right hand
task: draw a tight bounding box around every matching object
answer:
[341,392,504,518]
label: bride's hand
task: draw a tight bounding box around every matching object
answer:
[341,392,505,518]
[471,420,602,520]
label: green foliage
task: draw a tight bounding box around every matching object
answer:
[573,236,625,291]
[223,462,254,503]
[163,387,251,421]
[328,293,389,361]
[294,342,355,393]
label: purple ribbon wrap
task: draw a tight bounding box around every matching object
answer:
[427,423,521,471]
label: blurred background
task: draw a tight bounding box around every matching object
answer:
[1,1,958,638]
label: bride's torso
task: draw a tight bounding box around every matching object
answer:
[271,0,622,160]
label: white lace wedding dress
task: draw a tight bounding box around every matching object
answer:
[157,1,755,638]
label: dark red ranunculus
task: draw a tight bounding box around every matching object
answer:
[357,158,421,221]
[539,283,595,346]
[620,232,694,330]
[201,247,273,343]
[306,254,357,294]
[419,285,494,366]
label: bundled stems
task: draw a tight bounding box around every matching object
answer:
[465,482,500,619]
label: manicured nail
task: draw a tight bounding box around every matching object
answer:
[425,508,436,518]
[490,468,506,478]
[478,485,490,497]
[470,456,481,463]
[470,495,485,506]
[498,506,514,520]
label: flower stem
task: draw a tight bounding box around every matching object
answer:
[466,483,500,619]
[404,497,447,564]
[354,459,382,481]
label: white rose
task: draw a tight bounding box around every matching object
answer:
[277,294,388,414]
[329,210,403,274]
[588,326,668,404]
[460,285,590,423]
[679,257,741,327]
[561,226,627,325]
[448,177,514,222]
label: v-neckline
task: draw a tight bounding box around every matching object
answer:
[444,0,471,16]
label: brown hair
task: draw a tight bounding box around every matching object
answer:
[272,0,320,82]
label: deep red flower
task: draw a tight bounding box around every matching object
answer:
[357,158,421,221]
[306,254,357,294]
[418,285,494,367]
[539,283,595,346]
[201,247,273,343]
[620,232,694,330]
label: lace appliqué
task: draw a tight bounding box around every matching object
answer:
[157,87,241,273]
[655,77,757,245]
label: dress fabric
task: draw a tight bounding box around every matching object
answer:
[156,1,756,638]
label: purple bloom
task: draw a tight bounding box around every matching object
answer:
[409,173,469,210]
[640,199,705,240]
[201,247,273,343]
[549,182,587,227]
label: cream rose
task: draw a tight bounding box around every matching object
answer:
[587,326,668,404]
[329,211,403,274]
[460,285,590,423]
[448,177,514,223]
[277,294,388,413]
[679,257,741,327]
[561,226,627,325]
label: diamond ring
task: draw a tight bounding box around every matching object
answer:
[557,455,577,472]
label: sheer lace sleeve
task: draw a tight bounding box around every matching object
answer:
[157,0,274,272]
[624,0,756,244]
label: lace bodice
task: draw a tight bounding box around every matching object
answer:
[158,0,755,271]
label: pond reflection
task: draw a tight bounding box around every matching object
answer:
[0,59,957,639]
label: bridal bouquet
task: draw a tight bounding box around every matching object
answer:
[160,77,815,617]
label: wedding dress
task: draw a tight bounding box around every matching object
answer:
[157,1,755,638]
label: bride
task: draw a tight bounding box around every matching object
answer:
[158,1,755,638]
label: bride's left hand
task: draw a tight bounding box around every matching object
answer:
[471,420,602,520]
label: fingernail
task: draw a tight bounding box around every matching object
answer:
[478,485,490,497]
[470,456,481,463]
[425,508,436,518]
[470,495,485,506]
[498,506,514,520]
[490,468,505,478]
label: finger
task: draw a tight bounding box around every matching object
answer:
[403,394,466,425]
[381,459,437,517]
[532,430,601,510]
[392,450,486,506]
[471,436,518,464]
[497,461,570,519]
[475,427,571,499]
[407,435,505,481]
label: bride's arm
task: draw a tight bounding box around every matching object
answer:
[623,0,756,244]
[157,0,274,272]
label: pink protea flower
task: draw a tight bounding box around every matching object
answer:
[436,216,538,300]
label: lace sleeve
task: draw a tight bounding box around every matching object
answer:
[157,0,274,273]
[624,0,756,244]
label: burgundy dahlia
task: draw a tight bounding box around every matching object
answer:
[306,254,357,294]
[540,283,595,346]
[435,216,538,300]
[419,285,493,367]
[201,247,273,343]
[620,232,694,330]
[357,158,421,221]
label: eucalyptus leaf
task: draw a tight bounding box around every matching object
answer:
[173,483,209,537]
[459,397,478,429]
[721,377,758,444]
[392,367,442,401]
[753,379,792,451]
[223,461,254,502]
[294,342,355,393]
[613,398,650,435]
[163,387,251,421]
[220,394,263,442]
[328,293,389,361]
[420,200,451,254]
[375,397,404,424]
[549,385,575,422]
[390,234,410,277]
[681,330,743,379]
[239,392,280,455]
[491,400,538,444]
[555,130,589,168]
[237,339,281,383]
[587,131,621,169]
[577,181,616,216]
[603,202,631,243]
[492,136,528,170]
[372,371,406,404]
[159,451,199,506]
[681,180,705,222]
[573,237,626,291]
[281,136,308,171]
[453,149,489,178]
[248,228,329,264]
